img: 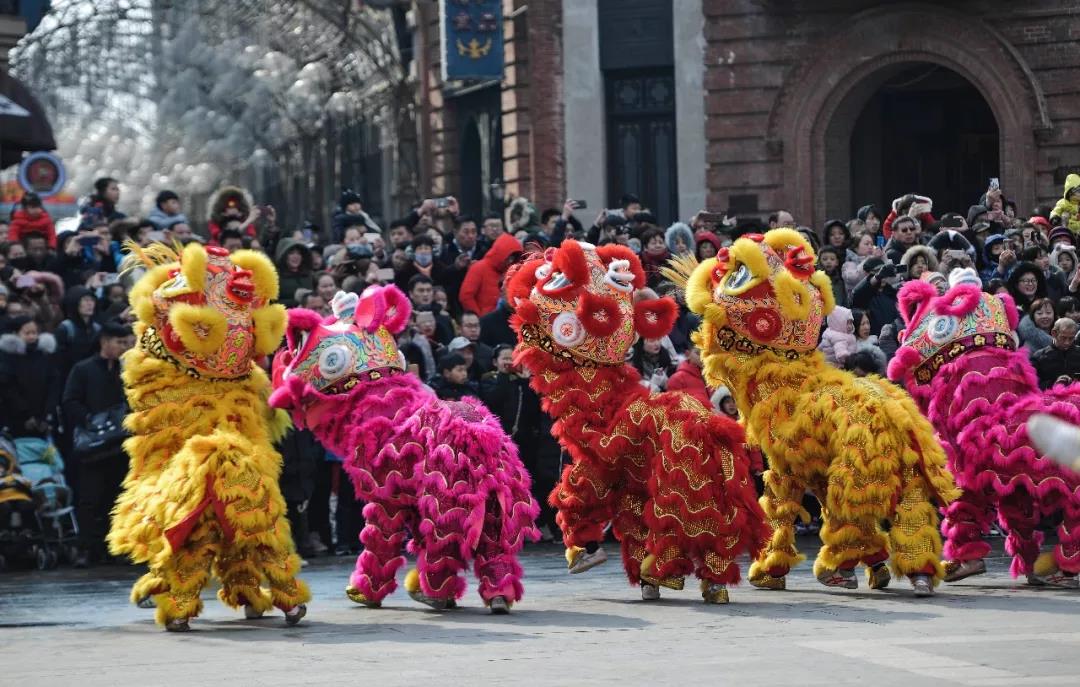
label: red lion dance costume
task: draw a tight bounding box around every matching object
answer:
[507,239,768,603]
[889,268,1080,588]
[270,287,540,613]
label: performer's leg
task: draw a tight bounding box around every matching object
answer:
[348,501,410,604]
[998,486,1043,578]
[253,538,310,613]
[149,517,219,626]
[611,488,650,586]
[888,468,945,585]
[941,487,994,572]
[215,548,273,615]
[814,513,889,588]
[473,494,525,605]
[748,470,807,588]
[1053,493,1080,575]
[549,459,617,549]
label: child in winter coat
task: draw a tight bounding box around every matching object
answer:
[818,305,857,367]
[8,193,56,248]
[1051,173,1080,235]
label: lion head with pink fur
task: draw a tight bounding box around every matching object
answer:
[888,268,1020,393]
[269,285,411,427]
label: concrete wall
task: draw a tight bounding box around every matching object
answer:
[673,0,707,220]
[561,0,605,213]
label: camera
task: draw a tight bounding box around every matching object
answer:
[347,243,373,259]
[603,212,627,228]
[434,197,452,210]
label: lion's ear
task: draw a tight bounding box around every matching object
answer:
[230,249,279,302]
[128,264,173,324]
[252,304,287,356]
[179,242,209,293]
[168,304,227,355]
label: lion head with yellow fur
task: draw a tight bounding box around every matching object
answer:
[125,242,285,378]
[666,228,834,355]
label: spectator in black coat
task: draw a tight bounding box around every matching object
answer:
[430,353,477,400]
[54,286,101,383]
[479,299,517,348]
[277,427,323,558]
[62,319,134,566]
[458,310,494,374]
[850,257,901,336]
[1032,318,1080,389]
[0,316,60,439]
[480,345,561,540]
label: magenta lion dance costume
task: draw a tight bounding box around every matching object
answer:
[270,287,540,613]
[889,268,1080,588]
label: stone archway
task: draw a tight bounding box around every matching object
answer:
[766,3,1050,228]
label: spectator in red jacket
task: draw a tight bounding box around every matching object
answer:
[666,346,711,406]
[8,193,56,248]
[458,232,522,316]
[881,192,935,240]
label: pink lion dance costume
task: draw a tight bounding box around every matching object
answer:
[889,268,1080,587]
[270,287,540,612]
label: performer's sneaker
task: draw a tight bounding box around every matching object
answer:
[136,596,155,609]
[1031,552,1080,588]
[284,604,307,626]
[244,605,266,620]
[488,596,510,614]
[408,589,452,610]
[943,558,986,582]
[817,568,857,589]
[701,583,730,604]
[867,562,891,590]
[567,546,607,574]
[640,583,661,601]
[911,574,934,597]
[345,586,382,608]
[165,617,190,633]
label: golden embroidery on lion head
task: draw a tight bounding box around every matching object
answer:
[124,241,285,378]
[665,228,835,353]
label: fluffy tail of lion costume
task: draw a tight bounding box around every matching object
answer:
[108,241,309,630]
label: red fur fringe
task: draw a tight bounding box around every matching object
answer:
[634,297,679,339]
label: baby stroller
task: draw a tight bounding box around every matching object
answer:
[0,434,78,570]
[0,433,38,571]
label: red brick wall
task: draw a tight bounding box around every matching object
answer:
[703,0,1080,227]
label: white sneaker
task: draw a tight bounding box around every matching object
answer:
[817,568,857,589]
[943,558,986,582]
[165,618,190,632]
[640,583,660,601]
[568,547,608,574]
[1030,571,1080,588]
[489,596,510,614]
[136,596,155,609]
[244,605,265,619]
[911,574,934,597]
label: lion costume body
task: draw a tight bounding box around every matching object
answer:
[107,242,309,630]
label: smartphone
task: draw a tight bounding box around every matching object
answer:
[434,197,451,209]
[875,235,886,249]
[376,267,395,282]
[571,199,588,210]
[364,232,381,245]
[78,235,99,248]
[989,177,1000,190]
[942,215,964,229]
[895,264,908,276]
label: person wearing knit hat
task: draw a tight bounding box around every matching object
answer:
[1030,215,1053,234]
[920,271,948,295]
[1049,225,1075,248]
[694,229,722,260]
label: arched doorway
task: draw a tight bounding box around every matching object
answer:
[828,63,1000,218]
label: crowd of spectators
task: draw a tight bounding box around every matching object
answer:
[6,171,1080,566]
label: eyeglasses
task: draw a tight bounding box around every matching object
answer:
[1018,277,1038,285]
[895,225,916,233]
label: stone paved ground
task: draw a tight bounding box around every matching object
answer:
[1,538,1078,686]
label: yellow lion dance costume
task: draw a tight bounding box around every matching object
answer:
[666,228,958,596]
[107,242,310,631]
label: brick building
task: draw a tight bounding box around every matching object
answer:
[414,1,1080,229]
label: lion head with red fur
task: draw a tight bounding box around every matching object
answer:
[506,240,678,365]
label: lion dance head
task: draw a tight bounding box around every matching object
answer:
[268,285,411,426]
[678,228,834,356]
[506,240,678,365]
[126,242,284,378]
[887,267,1019,391]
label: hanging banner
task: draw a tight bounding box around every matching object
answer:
[440,0,503,82]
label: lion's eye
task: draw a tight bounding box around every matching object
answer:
[726,264,752,290]
[543,272,571,292]
[318,344,353,379]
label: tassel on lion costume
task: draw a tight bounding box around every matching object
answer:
[666,228,958,596]
[107,241,309,631]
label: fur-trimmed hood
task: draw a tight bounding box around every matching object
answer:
[1050,243,1077,273]
[665,222,695,255]
[0,332,56,355]
[207,185,254,225]
[900,245,939,272]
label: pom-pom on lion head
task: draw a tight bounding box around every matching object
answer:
[507,240,678,365]
[268,285,410,421]
[672,228,833,353]
[887,268,1019,387]
[125,241,284,378]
